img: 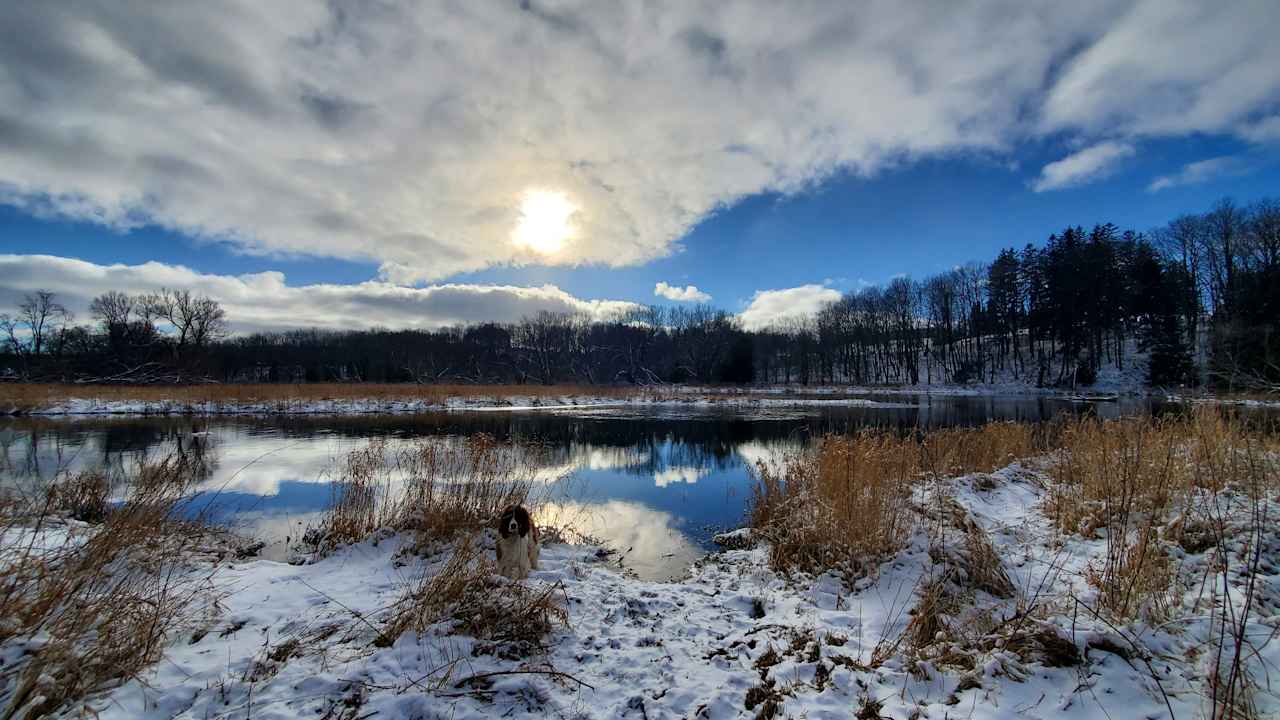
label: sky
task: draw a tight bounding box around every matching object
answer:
[2,1,1280,333]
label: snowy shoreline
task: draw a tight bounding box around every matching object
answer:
[9,383,1267,418]
[7,394,911,417]
[9,459,1274,719]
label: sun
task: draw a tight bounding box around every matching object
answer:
[513,189,577,255]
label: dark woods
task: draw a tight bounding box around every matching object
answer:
[1,288,228,384]
[3,197,1277,391]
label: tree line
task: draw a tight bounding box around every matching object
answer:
[2,196,1277,391]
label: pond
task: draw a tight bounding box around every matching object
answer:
[0,393,1190,580]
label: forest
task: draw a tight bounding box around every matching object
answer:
[2,196,1277,392]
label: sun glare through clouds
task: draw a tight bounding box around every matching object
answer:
[513,189,577,255]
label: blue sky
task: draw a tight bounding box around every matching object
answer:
[2,2,1279,332]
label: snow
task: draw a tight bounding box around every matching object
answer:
[7,391,921,417]
[3,359,1197,418]
[23,456,1269,719]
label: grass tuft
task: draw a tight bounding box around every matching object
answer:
[316,434,547,552]
[749,422,1039,578]
[377,536,567,665]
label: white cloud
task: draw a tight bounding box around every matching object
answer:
[537,500,702,580]
[653,466,707,488]
[1031,141,1134,192]
[654,281,711,303]
[2,3,1277,282]
[1237,116,1280,144]
[1147,156,1246,192]
[0,255,638,333]
[1041,0,1280,138]
[738,284,841,331]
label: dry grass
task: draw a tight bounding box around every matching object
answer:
[1042,408,1279,716]
[313,435,574,658]
[377,536,567,660]
[749,422,1041,578]
[1044,408,1278,621]
[3,382,655,414]
[316,434,548,552]
[0,458,213,718]
[919,422,1039,477]
[751,409,1277,716]
[46,469,111,523]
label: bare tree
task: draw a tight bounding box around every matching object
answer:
[1245,197,1280,272]
[90,291,135,349]
[17,290,72,357]
[1202,198,1244,317]
[145,289,228,361]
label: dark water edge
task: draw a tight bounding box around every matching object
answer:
[1,395,1268,580]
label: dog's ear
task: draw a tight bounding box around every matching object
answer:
[496,508,512,538]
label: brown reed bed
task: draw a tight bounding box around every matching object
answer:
[0,458,216,718]
[1044,409,1279,620]
[750,409,1279,717]
[2,382,656,414]
[315,433,552,552]
[748,421,1040,577]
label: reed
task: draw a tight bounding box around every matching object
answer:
[316,434,550,552]
[3,382,654,414]
[0,458,211,718]
[377,536,567,660]
[749,421,1040,578]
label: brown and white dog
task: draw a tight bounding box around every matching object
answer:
[495,505,539,580]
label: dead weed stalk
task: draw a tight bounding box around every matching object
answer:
[0,458,214,719]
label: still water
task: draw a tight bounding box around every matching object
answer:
[0,394,1180,580]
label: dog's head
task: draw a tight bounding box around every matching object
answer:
[497,505,532,539]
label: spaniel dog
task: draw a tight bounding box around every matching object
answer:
[495,505,540,580]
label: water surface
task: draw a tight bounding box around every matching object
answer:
[0,394,1187,579]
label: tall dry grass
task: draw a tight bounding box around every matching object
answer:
[1044,409,1279,717]
[312,436,570,658]
[377,537,567,658]
[749,422,1039,577]
[0,458,212,718]
[1045,409,1279,621]
[3,382,654,414]
[316,434,551,552]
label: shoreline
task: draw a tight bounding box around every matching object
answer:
[14,456,1273,719]
[7,381,1272,417]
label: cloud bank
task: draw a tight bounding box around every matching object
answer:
[0,255,637,333]
[3,2,1279,282]
[738,285,841,331]
[654,282,711,303]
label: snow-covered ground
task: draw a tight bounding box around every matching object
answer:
[16,386,1280,417]
[15,459,1273,719]
[8,391,914,417]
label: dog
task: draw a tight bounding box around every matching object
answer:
[495,505,540,580]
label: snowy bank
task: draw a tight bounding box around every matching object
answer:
[16,456,1270,720]
[7,392,910,417]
